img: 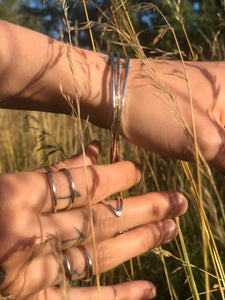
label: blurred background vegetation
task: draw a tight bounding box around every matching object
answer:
[0,0,225,59]
[0,1,225,299]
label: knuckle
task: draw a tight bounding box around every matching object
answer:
[138,223,163,252]
[198,124,224,163]
[147,200,160,220]
[97,212,117,238]
[124,161,137,179]
[151,222,165,246]
[50,160,67,171]
[0,175,23,219]
[87,166,108,202]
[97,246,114,271]
[138,229,154,252]
[116,161,137,188]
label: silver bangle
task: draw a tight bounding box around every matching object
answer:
[110,52,130,164]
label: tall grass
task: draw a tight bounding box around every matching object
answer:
[1,0,225,299]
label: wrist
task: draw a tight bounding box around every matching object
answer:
[76,49,112,128]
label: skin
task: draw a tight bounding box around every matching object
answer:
[0,21,225,170]
[0,20,222,299]
[0,141,188,299]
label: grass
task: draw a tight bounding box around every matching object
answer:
[1,0,225,299]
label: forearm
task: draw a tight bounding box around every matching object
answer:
[1,20,225,167]
[0,20,111,126]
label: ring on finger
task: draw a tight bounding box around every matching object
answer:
[46,170,57,213]
[46,169,80,213]
[63,252,72,286]
[78,246,93,281]
[103,196,123,217]
[59,168,80,210]
[113,231,124,238]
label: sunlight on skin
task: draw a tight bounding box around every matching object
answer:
[0,21,225,170]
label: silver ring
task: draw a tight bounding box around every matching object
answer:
[78,246,93,281]
[63,252,72,286]
[46,170,57,213]
[105,197,123,217]
[59,168,76,209]
[113,231,124,238]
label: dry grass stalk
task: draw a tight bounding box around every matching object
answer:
[59,1,101,299]
[1,1,225,299]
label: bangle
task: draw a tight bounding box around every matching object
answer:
[110,52,130,163]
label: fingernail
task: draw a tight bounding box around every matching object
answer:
[177,194,188,214]
[163,220,178,244]
[169,192,188,217]
[86,140,101,155]
[134,162,142,182]
[144,286,157,299]
[69,140,101,159]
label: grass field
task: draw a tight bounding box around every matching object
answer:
[1,1,225,299]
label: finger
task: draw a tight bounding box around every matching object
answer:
[47,281,157,300]
[0,161,141,215]
[37,140,101,173]
[39,161,141,213]
[66,219,178,280]
[2,220,175,299]
[43,192,187,244]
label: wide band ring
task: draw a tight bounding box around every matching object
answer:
[78,246,93,281]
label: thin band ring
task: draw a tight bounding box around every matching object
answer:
[63,252,72,286]
[105,197,123,217]
[78,246,93,281]
[46,170,57,213]
[59,168,76,209]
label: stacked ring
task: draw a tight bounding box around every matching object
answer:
[59,168,76,210]
[62,246,93,286]
[46,170,57,213]
[46,168,79,213]
[63,252,72,286]
[78,246,93,281]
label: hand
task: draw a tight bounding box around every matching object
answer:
[0,21,225,171]
[0,141,187,300]
[119,60,225,172]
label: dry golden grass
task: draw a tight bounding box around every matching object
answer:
[1,1,225,299]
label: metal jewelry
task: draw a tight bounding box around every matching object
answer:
[113,231,124,238]
[63,252,72,286]
[105,197,123,217]
[78,246,93,281]
[102,52,129,218]
[46,170,57,213]
[110,52,130,163]
[59,168,80,210]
